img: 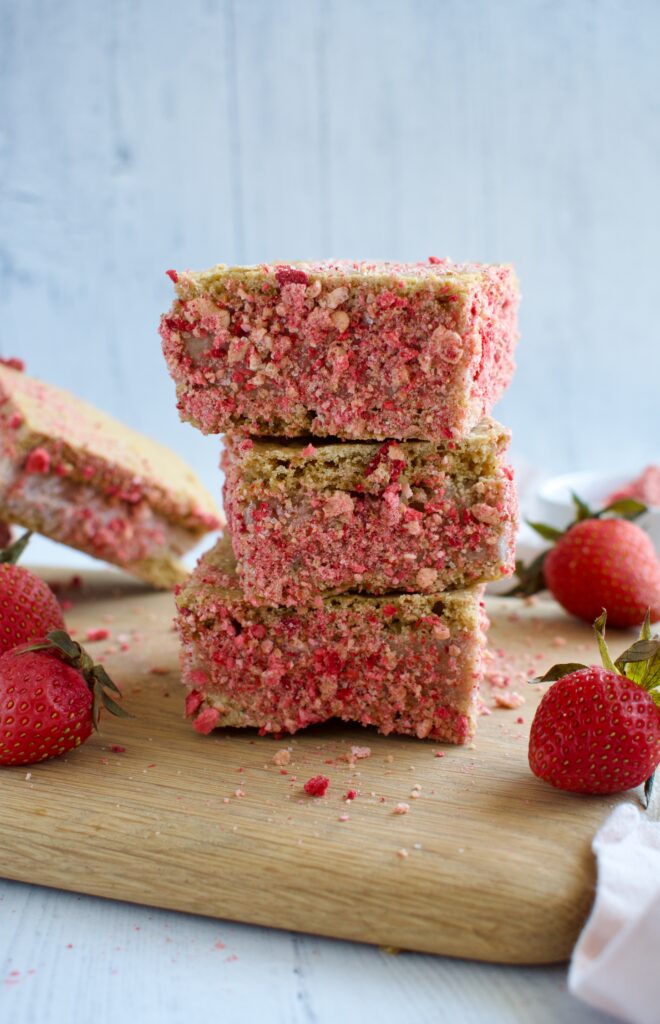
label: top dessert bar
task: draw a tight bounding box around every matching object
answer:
[160,259,519,441]
[0,362,220,587]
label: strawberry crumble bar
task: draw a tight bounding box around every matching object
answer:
[223,418,517,604]
[606,466,660,507]
[160,259,519,441]
[175,537,487,743]
[0,363,220,587]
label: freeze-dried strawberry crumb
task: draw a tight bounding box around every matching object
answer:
[393,802,410,814]
[86,628,110,642]
[272,749,291,766]
[304,774,329,797]
[345,789,357,801]
[350,745,371,760]
[25,447,51,474]
[166,269,179,283]
[275,266,308,286]
[110,745,126,753]
[185,690,203,717]
[0,356,25,371]
[193,706,221,734]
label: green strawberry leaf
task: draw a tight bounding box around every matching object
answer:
[600,498,647,521]
[526,521,564,542]
[100,690,130,719]
[593,611,620,675]
[571,492,593,521]
[0,530,32,564]
[641,648,660,692]
[92,664,122,696]
[533,662,588,683]
[615,614,660,688]
[505,551,548,597]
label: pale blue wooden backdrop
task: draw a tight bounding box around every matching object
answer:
[2,0,659,498]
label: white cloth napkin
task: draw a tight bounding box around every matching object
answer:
[569,803,660,1023]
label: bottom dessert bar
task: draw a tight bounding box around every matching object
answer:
[175,537,487,744]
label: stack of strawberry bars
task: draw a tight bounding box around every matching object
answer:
[161,259,519,743]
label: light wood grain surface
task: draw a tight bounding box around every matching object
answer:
[1,570,650,966]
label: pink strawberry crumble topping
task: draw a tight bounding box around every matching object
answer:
[222,418,517,604]
[175,537,487,744]
[606,466,660,507]
[0,362,220,587]
[160,259,519,441]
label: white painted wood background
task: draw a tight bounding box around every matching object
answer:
[2,0,659,502]
[0,879,613,1024]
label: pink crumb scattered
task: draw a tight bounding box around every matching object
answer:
[434,751,445,758]
[86,628,110,642]
[110,745,126,754]
[272,749,291,766]
[393,802,410,815]
[515,716,524,724]
[552,636,567,648]
[303,775,330,797]
[350,745,372,760]
[397,848,409,859]
[338,813,350,822]
[344,789,358,801]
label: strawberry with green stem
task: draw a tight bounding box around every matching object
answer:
[509,494,660,628]
[529,611,660,803]
[0,630,129,766]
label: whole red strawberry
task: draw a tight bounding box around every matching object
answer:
[0,630,128,766]
[0,532,65,655]
[510,494,660,627]
[545,518,660,628]
[529,612,660,797]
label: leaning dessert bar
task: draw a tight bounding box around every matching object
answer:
[175,537,487,744]
[0,362,220,587]
[223,418,517,605]
[161,259,519,441]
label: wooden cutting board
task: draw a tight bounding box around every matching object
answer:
[1,570,652,964]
